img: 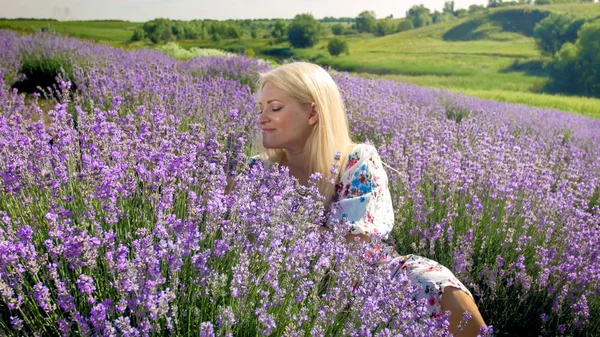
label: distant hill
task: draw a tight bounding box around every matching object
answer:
[287,2,600,116]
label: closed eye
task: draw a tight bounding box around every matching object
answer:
[272,107,282,112]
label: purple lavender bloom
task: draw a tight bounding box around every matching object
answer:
[1,29,599,336]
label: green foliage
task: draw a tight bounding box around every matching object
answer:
[331,23,345,35]
[321,16,356,23]
[211,32,222,43]
[142,18,174,44]
[133,18,272,44]
[327,38,349,56]
[407,4,431,17]
[488,9,550,36]
[412,13,433,28]
[444,9,549,41]
[397,20,415,32]
[433,11,456,24]
[537,0,585,3]
[546,20,600,97]
[444,1,455,14]
[534,13,586,55]
[375,18,396,36]
[157,42,230,60]
[131,28,145,42]
[488,0,502,7]
[12,54,76,97]
[454,9,470,18]
[406,5,433,28]
[287,13,322,48]
[355,10,377,33]
[469,4,486,13]
[271,19,287,40]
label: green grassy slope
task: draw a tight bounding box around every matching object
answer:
[285,4,600,116]
[0,20,140,41]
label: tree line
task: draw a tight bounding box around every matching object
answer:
[131,0,594,45]
[130,0,600,97]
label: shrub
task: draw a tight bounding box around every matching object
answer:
[287,13,322,48]
[131,28,146,42]
[398,20,415,32]
[375,18,397,36]
[331,23,345,35]
[12,55,75,97]
[356,11,377,33]
[327,38,349,56]
[157,42,230,60]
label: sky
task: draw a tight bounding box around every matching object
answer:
[0,0,493,22]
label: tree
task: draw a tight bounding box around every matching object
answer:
[546,21,600,97]
[131,28,145,42]
[398,20,414,32]
[406,5,432,28]
[327,38,349,56]
[331,23,345,35]
[171,22,185,40]
[271,19,287,39]
[412,14,432,28]
[287,13,322,48]
[573,21,600,96]
[454,9,469,18]
[356,10,377,33]
[443,1,455,14]
[433,11,456,23]
[183,25,198,40]
[468,4,485,13]
[142,18,173,44]
[534,13,586,55]
[375,18,396,36]
[406,4,430,18]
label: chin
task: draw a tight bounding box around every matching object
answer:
[262,142,278,149]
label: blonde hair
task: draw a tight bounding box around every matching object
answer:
[255,61,354,205]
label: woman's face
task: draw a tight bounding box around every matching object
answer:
[257,82,318,153]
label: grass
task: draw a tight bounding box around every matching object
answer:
[460,89,600,118]
[0,19,140,41]
[286,25,546,92]
[541,2,600,16]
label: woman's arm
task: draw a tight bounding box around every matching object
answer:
[318,225,371,244]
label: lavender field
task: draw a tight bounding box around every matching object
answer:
[0,30,599,336]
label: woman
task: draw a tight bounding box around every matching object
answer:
[252,61,486,336]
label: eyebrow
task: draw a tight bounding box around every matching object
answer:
[258,99,283,106]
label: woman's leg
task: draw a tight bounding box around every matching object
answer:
[391,255,486,335]
[441,286,486,337]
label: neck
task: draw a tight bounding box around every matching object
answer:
[281,149,310,185]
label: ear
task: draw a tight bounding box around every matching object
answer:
[308,103,319,126]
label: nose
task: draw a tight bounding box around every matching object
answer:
[258,109,268,125]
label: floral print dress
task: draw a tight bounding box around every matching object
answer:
[327,144,474,318]
[250,144,473,318]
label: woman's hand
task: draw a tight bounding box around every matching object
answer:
[318,226,370,244]
[344,233,371,244]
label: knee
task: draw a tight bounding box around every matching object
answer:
[440,287,486,337]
